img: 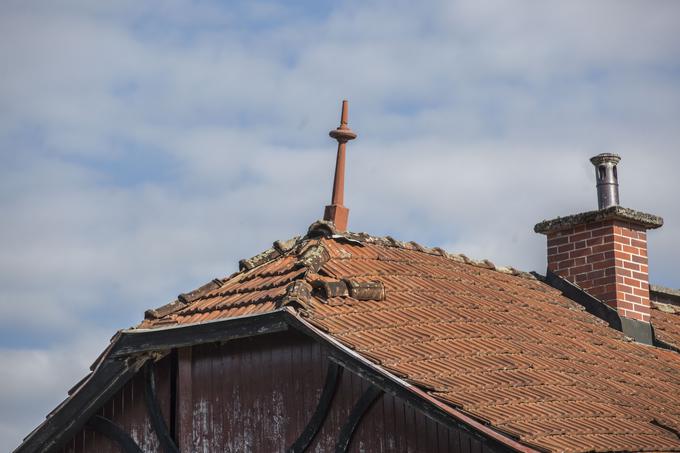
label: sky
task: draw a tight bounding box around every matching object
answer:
[1,0,679,450]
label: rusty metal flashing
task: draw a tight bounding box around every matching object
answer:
[534,205,663,234]
[15,309,535,453]
[288,362,344,453]
[85,415,143,453]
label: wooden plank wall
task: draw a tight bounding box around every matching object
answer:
[60,355,172,453]
[184,331,486,453]
[60,331,489,452]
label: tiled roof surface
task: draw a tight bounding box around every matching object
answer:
[652,302,680,350]
[139,230,680,452]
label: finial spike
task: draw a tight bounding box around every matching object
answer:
[324,100,358,232]
[340,100,349,127]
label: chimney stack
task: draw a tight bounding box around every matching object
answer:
[535,155,663,329]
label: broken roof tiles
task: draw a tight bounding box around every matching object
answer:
[139,227,680,452]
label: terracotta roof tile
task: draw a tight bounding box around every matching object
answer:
[651,302,680,349]
[138,231,680,452]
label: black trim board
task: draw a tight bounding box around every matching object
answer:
[15,358,143,453]
[14,311,286,453]
[113,311,288,357]
[15,310,522,453]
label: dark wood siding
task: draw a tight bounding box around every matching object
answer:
[61,331,493,452]
[60,355,172,453]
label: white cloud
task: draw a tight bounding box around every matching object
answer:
[1,0,679,450]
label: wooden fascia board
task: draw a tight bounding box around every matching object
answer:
[15,309,538,453]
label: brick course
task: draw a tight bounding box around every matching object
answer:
[547,220,651,322]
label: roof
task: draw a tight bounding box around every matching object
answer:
[650,284,680,350]
[139,221,680,453]
[534,205,664,234]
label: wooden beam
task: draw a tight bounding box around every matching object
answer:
[85,415,143,453]
[334,385,383,453]
[288,362,343,452]
[144,361,179,453]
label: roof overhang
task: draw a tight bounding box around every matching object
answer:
[15,309,540,453]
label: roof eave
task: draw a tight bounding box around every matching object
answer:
[15,309,539,453]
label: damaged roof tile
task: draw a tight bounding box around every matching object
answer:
[137,227,680,452]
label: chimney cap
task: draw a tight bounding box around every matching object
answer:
[534,205,663,235]
[590,153,621,166]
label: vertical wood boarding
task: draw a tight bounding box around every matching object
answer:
[59,331,502,453]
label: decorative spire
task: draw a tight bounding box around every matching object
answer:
[323,100,357,232]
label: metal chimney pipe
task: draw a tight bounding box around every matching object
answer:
[590,153,621,210]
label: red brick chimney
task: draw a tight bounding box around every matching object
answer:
[535,154,663,323]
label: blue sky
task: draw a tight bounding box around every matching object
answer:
[2,1,680,450]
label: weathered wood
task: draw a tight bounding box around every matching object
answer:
[176,347,193,452]
[288,362,343,452]
[113,312,288,357]
[85,415,143,453]
[335,384,384,453]
[19,310,525,453]
[144,361,179,453]
[285,313,514,452]
[14,358,142,453]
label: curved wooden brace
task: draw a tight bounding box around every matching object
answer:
[144,361,180,453]
[86,415,143,453]
[335,385,384,453]
[288,362,344,452]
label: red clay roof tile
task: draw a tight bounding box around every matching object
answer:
[138,231,680,452]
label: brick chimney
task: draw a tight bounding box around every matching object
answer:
[534,154,663,323]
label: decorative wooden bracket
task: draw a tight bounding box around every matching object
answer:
[288,362,344,452]
[335,385,384,453]
[144,361,180,453]
[85,415,143,453]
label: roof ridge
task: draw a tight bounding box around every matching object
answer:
[142,222,539,327]
[324,232,536,282]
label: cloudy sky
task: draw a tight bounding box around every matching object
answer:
[2,0,679,450]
